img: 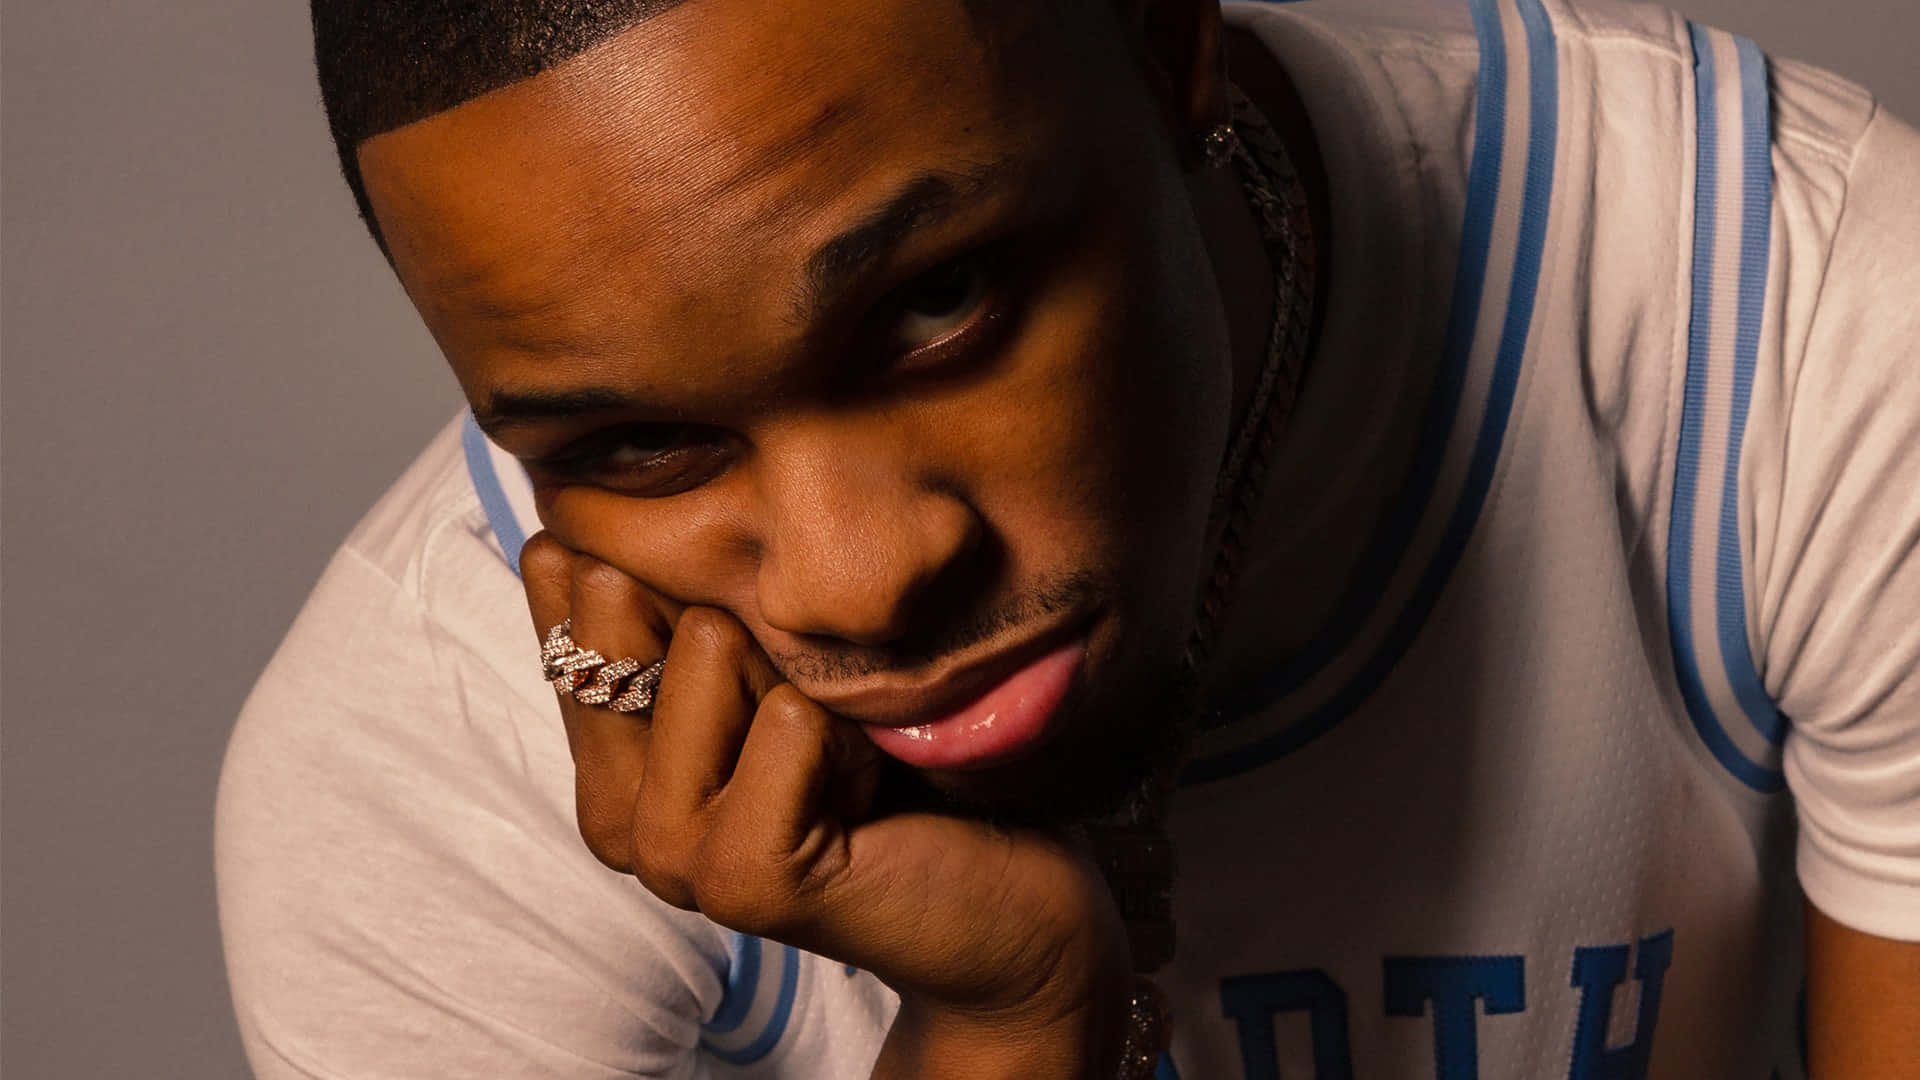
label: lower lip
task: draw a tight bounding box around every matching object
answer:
[860,642,1085,771]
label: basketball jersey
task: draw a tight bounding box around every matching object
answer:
[217,1,1920,1077]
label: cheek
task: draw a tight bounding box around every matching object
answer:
[953,205,1231,590]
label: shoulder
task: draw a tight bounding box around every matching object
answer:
[241,413,548,715]
[335,414,540,669]
[337,411,483,587]
[216,417,741,1075]
[225,413,545,789]
[217,416,575,937]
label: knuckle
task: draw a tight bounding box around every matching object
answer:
[518,531,568,580]
[628,831,698,911]
[519,534,574,624]
[574,794,634,875]
[688,836,779,931]
[573,557,633,595]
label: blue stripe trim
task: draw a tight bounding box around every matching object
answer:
[1202,0,1512,716]
[703,943,800,1066]
[1666,25,1784,794]
[703,932,761,1036]
[1715,36,1787,747]
[1185,0,1557,783]
[1155,1050,1181,1079]
[461,411,527,576]
[1667,23,1719,768]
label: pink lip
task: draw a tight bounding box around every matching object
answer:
[858,641,1085,771]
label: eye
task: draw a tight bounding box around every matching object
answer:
[884,255,994,353]
[531,423,731,498]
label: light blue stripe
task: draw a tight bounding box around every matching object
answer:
[1203,0,1512,718]
[461,411,527,576]
[704,943,800,1066]
[702,932,760,1036]
[1666,24,1783,794]
[1186,0,1556,783]
[1714,36,1787,746]
[1667,22,1719,765]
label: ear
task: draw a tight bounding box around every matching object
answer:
[1113,0,1231,166]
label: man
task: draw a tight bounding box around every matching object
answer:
[215,0,1920,1076]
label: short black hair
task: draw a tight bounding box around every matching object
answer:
[313,1,690,249]
[314,1,1056,252]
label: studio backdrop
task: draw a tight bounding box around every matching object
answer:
[2,1,1915,1075]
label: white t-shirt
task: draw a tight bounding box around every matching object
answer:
[217,1,1920,1077]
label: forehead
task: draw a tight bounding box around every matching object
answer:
[357,0,1084,386]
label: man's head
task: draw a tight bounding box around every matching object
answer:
[325,0,1243,823]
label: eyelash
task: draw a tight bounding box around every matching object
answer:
[538,250,1016,497]
[530,424,730,498]
[879,251,1005,359]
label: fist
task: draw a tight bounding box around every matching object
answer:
[519,532,1131,1030]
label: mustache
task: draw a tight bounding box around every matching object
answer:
[766,569,1104,683]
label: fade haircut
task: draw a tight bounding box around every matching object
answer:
[313,0,691,249]
[312,0,1032,251]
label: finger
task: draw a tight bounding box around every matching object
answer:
[723,685,885,855]
[565,553,675,711]
[521,531,608,765]
[556,548,675,874]
[519,531,575,640]
[638,607,783,823]
[687,684,882,941]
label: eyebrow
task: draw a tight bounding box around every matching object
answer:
[790,154,1020,325]
[473,385,645,439]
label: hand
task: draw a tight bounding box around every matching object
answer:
[520,533,1133,1078]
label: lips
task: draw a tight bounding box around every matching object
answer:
[855,640,1085,771]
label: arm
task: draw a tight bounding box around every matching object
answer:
[1749,93,1920,1079]
[1804,902,1920,1080]
[871,992,1128,1080]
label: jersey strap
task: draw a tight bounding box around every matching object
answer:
[1184,0,1561,784]
[1664,24,1788,795]
[462,411,539,576]
[699,931,802,1066]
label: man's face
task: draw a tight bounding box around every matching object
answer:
[358,0,1235,821]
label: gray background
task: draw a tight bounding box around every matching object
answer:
[1,1,1913,1075]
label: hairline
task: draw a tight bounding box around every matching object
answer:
[331,0,1058,253]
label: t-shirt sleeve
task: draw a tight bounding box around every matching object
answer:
[1752,102,1920,942]
[216,547,727,1078]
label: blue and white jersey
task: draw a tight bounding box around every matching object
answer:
[218,1,1920,1077]
[1155,2,1920,1077]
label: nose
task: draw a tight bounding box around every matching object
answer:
[753,439,982,647]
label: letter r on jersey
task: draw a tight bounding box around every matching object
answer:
[1567,929,1675,1080]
